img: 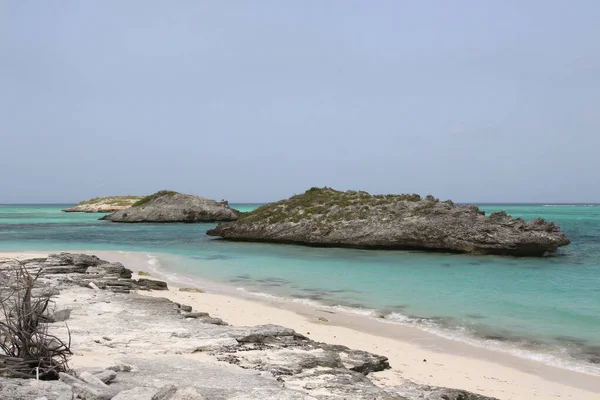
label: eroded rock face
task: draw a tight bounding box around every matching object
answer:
[207,188,570,256]
[100,191,240,223]
[63,196,142,213]
[0,252,166,294]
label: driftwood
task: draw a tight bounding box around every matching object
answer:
[0,260,71,379]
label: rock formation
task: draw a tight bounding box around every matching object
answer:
[63,196,143,213]
[100,190,240,223]
[207,187,570,256]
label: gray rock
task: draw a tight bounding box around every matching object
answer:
[100,191,240,223]
[59,373,114,400]
[87,262,133,279]
[45,253,105,268]
[78,371,109,387]
[0,377,74,400]
[179,304,192,312]
[62,196,142,213]
[151,384,177,400]
[112,387,157,400]
[168,387,205,400]
[137,278,168,291]
[207,187,570,256]
[228,389,318,400]
[386,381,499,399]
[93,370,118,384]
[231,324,305,343]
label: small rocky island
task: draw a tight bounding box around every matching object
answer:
[100,190,240,223]
[207,187,570,256]
[63,196,143,213]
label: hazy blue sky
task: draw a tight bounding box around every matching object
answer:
[2,1,599,203]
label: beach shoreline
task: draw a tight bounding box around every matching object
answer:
[1,250,599,399]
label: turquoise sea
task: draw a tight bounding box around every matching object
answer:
[0,203,599,375]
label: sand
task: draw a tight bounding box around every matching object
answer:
[2,250,599,400]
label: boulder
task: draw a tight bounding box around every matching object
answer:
[92,369,117,384]
[99,191,240,223]
[207,187,570,256]
[137,278,168,291]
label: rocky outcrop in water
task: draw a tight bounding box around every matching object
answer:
[63,196,143,213]
[0,253,499,399]
[100,190,240,223]
[207,188,570,256]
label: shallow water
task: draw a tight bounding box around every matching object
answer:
[0,203,599,374]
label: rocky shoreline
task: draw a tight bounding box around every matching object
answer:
[0,253,496,399]
[208,188,570,256]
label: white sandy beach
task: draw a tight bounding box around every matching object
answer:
[2,251,599,400]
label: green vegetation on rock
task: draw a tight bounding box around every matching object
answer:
[132,190,179,207]
[78,196,142,207]
[238,187,423,225]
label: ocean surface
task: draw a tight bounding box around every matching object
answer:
[0,203,599,375]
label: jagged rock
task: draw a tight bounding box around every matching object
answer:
[59,372,114,400]
[112,387,157,400]
[45,253,105,268]
[62,196,143,213]
[283,368,406,400]
[87,262,133,279]
[207,187,570,256]
[234,348,344,375]
[386,381,499,399]
[0,377,74,400]
[99,191,240,223]
[93,370,117,384]
[137,278,168,290]
[232,324,306,343]
[317,343,390,374]
[78,371,108,388]
[228,389,318,400]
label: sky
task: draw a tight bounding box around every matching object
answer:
[1,1,599,203]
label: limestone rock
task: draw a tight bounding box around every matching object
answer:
[387,381,499,399]
[93,370,118,384]
[78,371,109,388]
[151,384,177,400]
[62,196,142,213]
[100,191,240,223]
[112,387,157,400]
[167,387,205,400]
[59,372,114,400]
[0,377,74,400]
[137,278,168,290]
[207,187,570,256]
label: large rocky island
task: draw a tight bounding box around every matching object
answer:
[207,187,570,256]
[63,196,143,213]
[100,190,240,223]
